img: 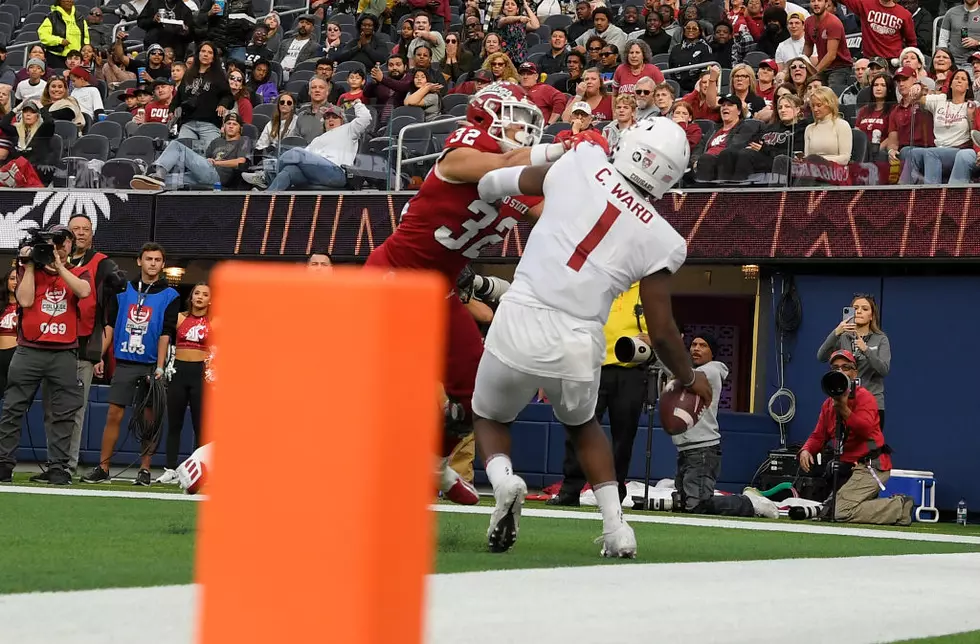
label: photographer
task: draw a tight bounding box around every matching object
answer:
[36,214,124,479]
[674,333,779,518]
[817,294,891,427]
[0,225,92,485]
[799,350,913,525]
[549,281,647,505]
[82,243,179,487]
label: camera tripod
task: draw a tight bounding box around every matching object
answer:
[826,413,849,523]
[638,361,667,511]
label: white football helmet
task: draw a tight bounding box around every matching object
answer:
[467,81,545,152]
[612,118,690,200]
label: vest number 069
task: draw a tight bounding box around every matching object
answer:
[39,322,67,335]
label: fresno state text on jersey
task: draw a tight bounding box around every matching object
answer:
[370,127,521,279]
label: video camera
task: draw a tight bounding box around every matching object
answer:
[820,370,861,398]
[614,335,653,364]
[18,227,71,268]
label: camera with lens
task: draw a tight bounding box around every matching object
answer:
[18,228,69,268]
[456,266,511,304]
[614,335,653,364]
[821,370,861,398]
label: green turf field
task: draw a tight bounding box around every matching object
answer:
[3,493,980,594]
[896,632,980,643]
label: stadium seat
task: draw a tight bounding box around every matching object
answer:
[529,42,552,55]
[90,120,124,152]
[101,158,142,189]
[116,135,156,165]
[53,120,80,150]
[64,134,111,162]
[694,119,717,141]
[442,94,471,112]
[293,59,319,74]
[665,78,680,97]
[544,122,570,135]
[545,72,568,88]
[850,128,868,163]
[525,32,540,47]
[134,122,171,143]
[336,60,366,76]
[280,136,307,150]
[448,103,467,117]
[252,113,270,136]
[652,53,670,69]
[253,103,276,119]
[290,69,314,84]
[106,111,134,127]
[544,14,572,29]
[242,123,259,141]
[391,105,425,124]
[743,51,769,69]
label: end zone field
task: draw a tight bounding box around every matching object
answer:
[2,485,980,643]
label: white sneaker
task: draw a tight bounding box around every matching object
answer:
[487,474,527,553]
[241,171,268,189]
[155,468,179,484]
[743,487,780,519]
[599,521,637,559]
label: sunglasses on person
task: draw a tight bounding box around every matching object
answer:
[588,46,602,51]
[732,73,751,79]
[601,50,616,56]
[446,37,458,43]
[634,88,652,95]
[491,61,505,67]
[89,10,102,16]
[229,75,243,82]
[790,63,807,70]
[279,99,293,105]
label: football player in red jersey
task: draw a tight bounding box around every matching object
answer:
[366,82,587,505]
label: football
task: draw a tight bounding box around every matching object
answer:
[659,379,707,435]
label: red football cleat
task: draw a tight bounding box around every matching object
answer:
[445,477,480,505]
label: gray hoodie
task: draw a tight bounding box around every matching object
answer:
[671,360,729,452]
[816,330,890,410]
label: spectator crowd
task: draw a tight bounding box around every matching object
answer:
[0,0,973,188]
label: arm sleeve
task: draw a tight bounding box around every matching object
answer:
[349,100,373,139]
[106,293,119,329]
[162,295,180,340]
[938,13,951,48]
[816,330,841,361]
[863,333,891,376]
[802,403,832,455]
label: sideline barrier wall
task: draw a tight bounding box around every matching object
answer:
[2,187,980,260]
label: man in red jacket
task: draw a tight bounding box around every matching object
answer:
[518,62,569,124]
[799,350,913,525]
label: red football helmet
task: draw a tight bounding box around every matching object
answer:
[466,81,544,152]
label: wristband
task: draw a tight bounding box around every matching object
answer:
[529,141,567,166]
[477,165,525,203]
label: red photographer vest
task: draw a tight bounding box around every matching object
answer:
[71,251,105,338]
[19,268,85,348]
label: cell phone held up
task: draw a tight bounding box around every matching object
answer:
[841,306,855,324]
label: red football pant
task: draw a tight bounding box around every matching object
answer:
[364,249,484,457]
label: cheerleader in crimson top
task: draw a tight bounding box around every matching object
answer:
[157,283,211,484]
[0,267,18,392]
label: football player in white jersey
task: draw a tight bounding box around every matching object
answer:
[470,119,713,558]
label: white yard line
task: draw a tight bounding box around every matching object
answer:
[3,554,979,644]
[5,484,980,545]
[436,504,980,545]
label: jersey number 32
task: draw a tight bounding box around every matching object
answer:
[435,199,517,259]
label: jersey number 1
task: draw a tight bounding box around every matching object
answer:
[566,202,621,271]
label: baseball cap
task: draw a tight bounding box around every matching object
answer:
[124,88,138,97]
[970,51,980,63]
[868,56,889,70]
[829,349,856,365]
[20,99,40,113]
[893,65,916,79]
[718,93,743,110]
[759,58,778,71]
[571,101,592,115]
[152,77,174,87]
[298,13,315,22]
[223,111,243,124]
[147,43,165,54]
[788,10,805,21]
[518,61,538,74]
[68,67,91,82]
[472,69,492,83]
[323,104,346,121]
[133,85,151,95]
